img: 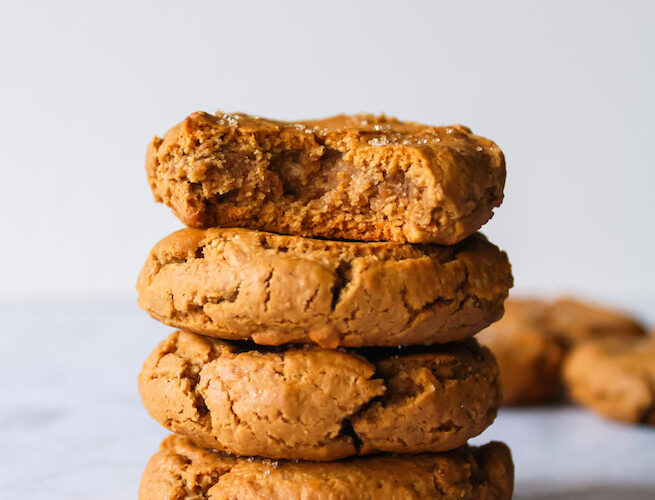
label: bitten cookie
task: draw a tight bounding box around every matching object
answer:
[136,228,512,348]
[564,335,655,425]
[146,111,506,244]
[139,331,501,461]
[477,299,565,405]
[139,435,514,500]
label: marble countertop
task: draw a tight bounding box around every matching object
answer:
[1,300,654,499]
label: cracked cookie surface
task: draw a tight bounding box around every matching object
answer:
[138,331,501,461]
[136,228,512,347]
[146,111,505,244]
[564,335,655,425]
[139,435,514,500]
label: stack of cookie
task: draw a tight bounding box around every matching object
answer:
[135,111,515,499]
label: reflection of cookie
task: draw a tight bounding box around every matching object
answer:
[539,297,646,346]
[136,228,512,348]
[139,331,501,461]
[477,299,565,405]
[139,435,514,500]
[564,336,655,424]
[146,111,506,245]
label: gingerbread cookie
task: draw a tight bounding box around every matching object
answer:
[146,111,505,244]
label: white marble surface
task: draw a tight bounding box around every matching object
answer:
[1,301,654,499]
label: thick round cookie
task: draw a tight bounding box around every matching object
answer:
[146,111,506,245]
[139,331,501,461]
[477,299,566,405]
[564,335,655,425]
[139,435,514,500]
[136,228,512,347]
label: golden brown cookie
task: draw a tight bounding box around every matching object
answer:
[139,435,514,500]
[539,297,646,347]
[136,228,512,348]
[564,335,655,424]
[146,111,505,244]
[477,299,566,405]
[139,331,501,461]
[477,297,646,405]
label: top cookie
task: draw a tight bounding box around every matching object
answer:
[146,111,505,244]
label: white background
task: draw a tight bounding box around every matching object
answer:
[1,0,654,323]
[1,3,654,498]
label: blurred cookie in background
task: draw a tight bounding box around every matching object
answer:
[564,335,655,425]
[540,297,647,348]
[478,296,647,406]
[476,299,565,405]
